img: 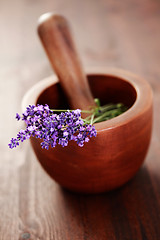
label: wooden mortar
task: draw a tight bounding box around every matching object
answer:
[22,67,153,193]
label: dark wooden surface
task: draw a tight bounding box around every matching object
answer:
[1,0,160,239]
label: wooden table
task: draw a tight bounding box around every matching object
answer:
[1,0,160,239]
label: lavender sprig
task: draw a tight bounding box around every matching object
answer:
[8,104,97,149]
[8,99,127,150]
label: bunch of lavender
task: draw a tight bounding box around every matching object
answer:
[8,104,97,149]
[8,99,127,150]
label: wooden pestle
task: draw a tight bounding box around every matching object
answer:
[38,13,96,116]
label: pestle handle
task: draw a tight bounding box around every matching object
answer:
[38,13,96,112]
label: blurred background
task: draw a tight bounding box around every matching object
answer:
[0,0,160,239]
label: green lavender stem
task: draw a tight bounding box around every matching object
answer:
[51,100,128,125]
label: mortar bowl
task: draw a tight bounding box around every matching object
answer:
[22,67,153,193]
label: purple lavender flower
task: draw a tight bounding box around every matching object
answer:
[16,113,21,121]
[8,104,97,149]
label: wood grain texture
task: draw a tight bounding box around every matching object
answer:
[1,0,160,239]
